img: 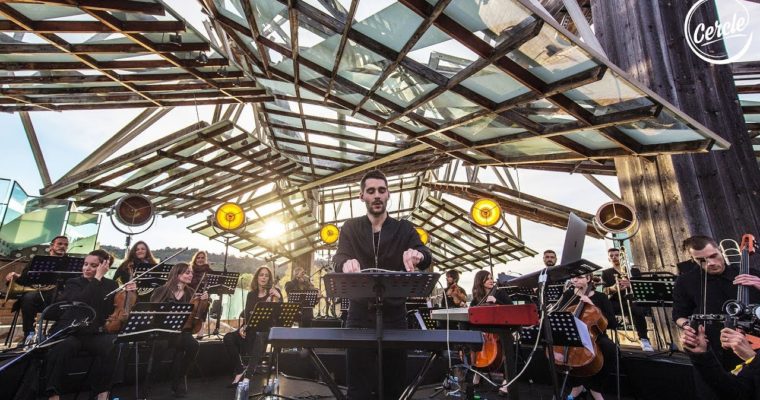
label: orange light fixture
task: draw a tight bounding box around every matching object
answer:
[319,224,339,244]
[470,198,501,227]
[215,202,245,231]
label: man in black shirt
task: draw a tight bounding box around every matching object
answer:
[674,235,760,400]
[543,249,557,267]
[600,247,653,351]
[333,170,432,400]
[4,235,69,343]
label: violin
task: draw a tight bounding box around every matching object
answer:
[105,276,137,334]
[551,285,607,377]
[184,273,210,334]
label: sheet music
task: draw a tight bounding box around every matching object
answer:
[573,316,595,356]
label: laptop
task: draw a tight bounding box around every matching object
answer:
[560,212,587,265]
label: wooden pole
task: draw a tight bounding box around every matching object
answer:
[590,0,760,270]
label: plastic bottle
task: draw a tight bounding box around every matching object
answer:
[234,378,249,400]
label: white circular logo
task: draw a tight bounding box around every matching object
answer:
[684,0,754,64]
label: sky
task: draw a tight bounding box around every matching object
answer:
[2,0,758,292]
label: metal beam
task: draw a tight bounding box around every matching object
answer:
[19,111,51,186]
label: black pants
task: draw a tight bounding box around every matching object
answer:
[43,333,117,396]
[345,319,407,400]
[223,329,267,376]
[154,332,199,386]
[611,299,649,340]
[19,289,54,336]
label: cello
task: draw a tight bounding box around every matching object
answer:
[551,282,607,377]
[470,282,503,370]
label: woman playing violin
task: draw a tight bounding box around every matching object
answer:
[223,266,282,387]
[553,273,617,400]
[150,263,208,397]
[442,269,467,308]
[113,241,158,286]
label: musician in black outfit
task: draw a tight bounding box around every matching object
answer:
[600,247,653,351]
[333,170,432,400]
[223,266,282,386]
[554,273,617,400]
[43,249,136,400]
[442,269,467,308]
[674,235,760,400]
[470,270,513,395]
[4,235,69,343]
[150,263,208,397]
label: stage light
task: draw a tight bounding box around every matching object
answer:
[319,224,339,244]
[470,198,501,227]
[415,227,429,245]
[214,202,245,231]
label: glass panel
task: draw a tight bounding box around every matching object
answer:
[353,2,423,52]
[563,130,618,150]
[460,65,530,103]
[250,0,290,45]
[376,65,436,107]
[438,0,535,46]
[301,35,341,71]
[490,137,569,157]
[409,25,478,72]
[564,71,655,116]
[64,212,100,254]
[362,98,394,117]
[508,24,598,84]
[412,91,482,124]
[451,113,526,141]
[617,110,705,145]
[515,99,577,126]
[336,40,386,90]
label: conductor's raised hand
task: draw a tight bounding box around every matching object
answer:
[342,259,361,273]
[403,249,424,272]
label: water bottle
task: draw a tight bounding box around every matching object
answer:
[234,378,249,400]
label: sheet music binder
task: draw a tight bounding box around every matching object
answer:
[23,255,84,285]
[246,302,301,332]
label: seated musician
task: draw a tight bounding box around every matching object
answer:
[554,273,617,400]
[600,247,653,351]
[112,241,158,286]
[4,235,69,345]
[223,266,282,386]
[442,269,467,308]
[682,325,760,400]
[150,263,208,397]
[43,249,136,400]
[284,266,316,327]
[674,235,760,400]
[470,270,512,396]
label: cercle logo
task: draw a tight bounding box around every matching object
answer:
[684,0,754,65]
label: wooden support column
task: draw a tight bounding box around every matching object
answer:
[591,1,760,270]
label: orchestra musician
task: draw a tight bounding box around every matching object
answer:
[223,266,281,387]
[333,169,432,400]
[600,248,653,351]
[43,249,137,400]
[674,235,760,400]
[284,266,316,327]
[543,249,557,267]
[149,263,208,397]
[553,273,617,400]
[441,269,467,308]
[682,325,760,400]
[470,270,512,396]
[4,235,69,344]
[112,241,158,286]
[189,250,213,291]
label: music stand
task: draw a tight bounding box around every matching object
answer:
[323,272,439,400]
[407,307,437,330]
[507,259,603,288]
[116,302,192,400]
[630,274,677,353]
[133,263,171,290]
[246,302,301,332]
[288,290,319,308]
[199,271,238,338]
[23,255,84,286]
[520,312,585,348]
[501,286,535,298]
[545,284,565,303]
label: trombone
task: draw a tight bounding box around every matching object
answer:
[611,245,638,341]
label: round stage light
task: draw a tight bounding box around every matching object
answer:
[214,202,245,231]
[415,227,429,245]
[320,224,339,244]
[470,198,501,227]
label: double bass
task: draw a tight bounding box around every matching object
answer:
[552,285,607,377]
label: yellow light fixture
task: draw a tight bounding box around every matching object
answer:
[214,202,245,231]
[470,198,501,227]
[415,227,429,245]
[320,223,339,244]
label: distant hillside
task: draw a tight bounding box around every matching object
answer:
[100,245,267,274]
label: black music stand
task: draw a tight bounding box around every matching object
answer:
[23,255,84,286]
[323,272,439,400]
[246,302,300,332]
[519,312,585,347]
[630,274,677,353]
[545,284,565,303]
[501,285,535,299]
[201,271,238,339]
[407,307,437,330]
[116,302,192,400]
[133,263,172,290]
